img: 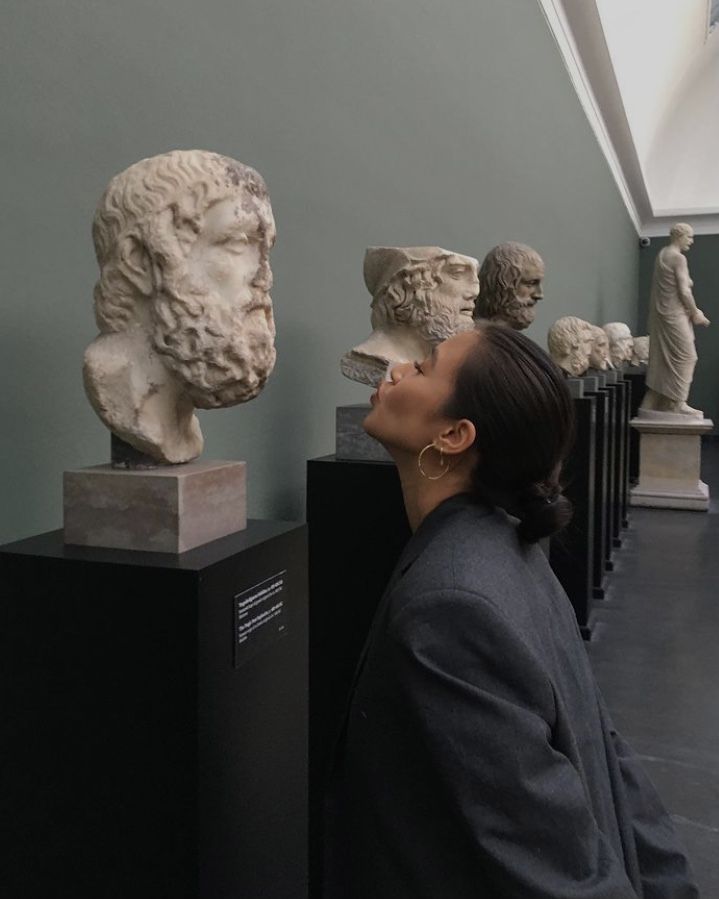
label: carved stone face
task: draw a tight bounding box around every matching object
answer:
[475,242,545,331]
[368,247,479,344]
[588,327,611,371]
[508,260,545,329]
[417,254,479,343]
[671,224,694,252]
[151,193,276,408]
[631,335,649,366]
[603,323,634,368]
[547,316,593,377]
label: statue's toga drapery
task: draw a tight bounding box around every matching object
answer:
[646,246,698,404]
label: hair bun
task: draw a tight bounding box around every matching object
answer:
[515,487,573,543]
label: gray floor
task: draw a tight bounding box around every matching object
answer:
[588,442,719,896]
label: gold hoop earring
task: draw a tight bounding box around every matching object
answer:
[418,443,450,480]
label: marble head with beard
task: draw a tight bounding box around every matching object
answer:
[84,149,276,464]
[475,242,545,331]
[340,246,479,387]
[547,316,594,378]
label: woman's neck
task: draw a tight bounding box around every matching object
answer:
[394,455,472,532]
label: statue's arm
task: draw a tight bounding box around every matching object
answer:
[673,254,699,316]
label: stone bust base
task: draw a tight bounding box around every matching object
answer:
[629,415,713,511]
[64,460,247,553]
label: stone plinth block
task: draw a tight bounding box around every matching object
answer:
[630,416,713,510]
[336,405,392,463]
[64,460,247,553]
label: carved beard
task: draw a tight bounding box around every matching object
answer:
[151,277,276,409]
[409,291,475,345]
[589,348,609,371]
[500,294,537,330]
[568,350,589,377]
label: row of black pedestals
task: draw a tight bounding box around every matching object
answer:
[549,366,646,638]
[0,367,647,899]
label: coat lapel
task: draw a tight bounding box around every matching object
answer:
[332,493,481,760]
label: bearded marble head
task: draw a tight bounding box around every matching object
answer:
[366,246,479,343]
[588,324,612,371]
[602,322,634,369]
[339,246,479,387]
[475,242,544,330]
[547,316,594,378]
[85,150,276,463]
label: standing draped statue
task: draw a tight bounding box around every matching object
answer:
[640,223,710,417]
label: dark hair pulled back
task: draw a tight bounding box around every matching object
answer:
[443,323,575,542]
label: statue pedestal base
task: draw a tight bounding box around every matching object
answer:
[336,404,392,462]
[64,459,247,552]
[630,415,713,510]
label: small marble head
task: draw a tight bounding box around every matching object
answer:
[602,322,634,369]
[91,149,276,409]
[475,242,545,330]
[631,335,649,366]
[547,316,594,377]
[588,324,612,371]
[366,246,479,343]
[669,222,694,252]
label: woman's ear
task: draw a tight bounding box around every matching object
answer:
[437,419,476,457]
[119,234,154,297]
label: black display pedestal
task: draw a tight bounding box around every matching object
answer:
[0,523,308,899]
[610,379,630,544]
[603,382,619,572]
[583,377,610,599]
[624,368,647,484]
[306,455,409,895]
[549,394,596,639]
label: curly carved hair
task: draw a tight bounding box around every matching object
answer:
[475,242,543,321]
[369,257,448,330]
[92,149,274,333]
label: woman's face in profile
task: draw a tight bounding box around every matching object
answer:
[363,330,478,454]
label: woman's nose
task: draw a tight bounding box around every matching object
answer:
[389,361,411,383]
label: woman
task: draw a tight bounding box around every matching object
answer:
[324,324,697,898]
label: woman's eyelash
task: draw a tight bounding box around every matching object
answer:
[414,361,423,374]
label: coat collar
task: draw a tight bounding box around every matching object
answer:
[389,492,490,588]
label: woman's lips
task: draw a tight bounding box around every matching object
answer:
[371,381,388,405]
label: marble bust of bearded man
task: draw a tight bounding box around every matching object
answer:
[84,149,277,464]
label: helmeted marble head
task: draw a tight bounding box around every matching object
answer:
[602,322,634,369]
[92,149,276,408]
[588,324,612,371]
[475,242,545,330]
[366,246,479,344]
[547,316,594,377]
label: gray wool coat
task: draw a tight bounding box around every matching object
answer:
[324,494,698,899]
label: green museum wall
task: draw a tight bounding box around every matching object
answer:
[639,235,719,426]
[0,0,639,543]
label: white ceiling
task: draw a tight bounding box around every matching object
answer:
[539,0,719,235]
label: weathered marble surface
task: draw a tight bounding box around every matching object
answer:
[474,242,544,330]
[630,415,713,510]
[85,149,276,464]
[642,223,710,418]
[588,324,612,371]
[630,336,649,367]
[603,322,634,369]
[64,460,247,552]
[547,317,594,377]
[340,246,479,388]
